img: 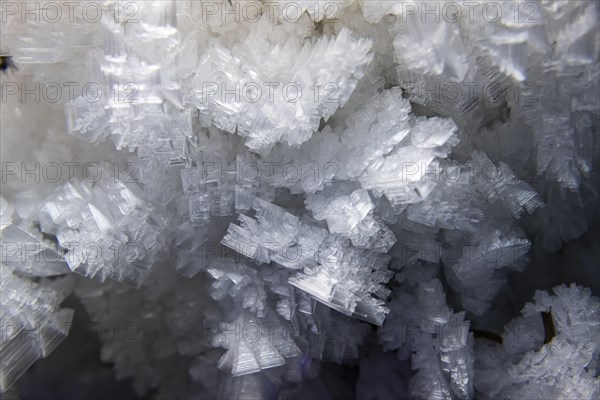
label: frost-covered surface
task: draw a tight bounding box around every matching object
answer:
[0,0,599,398]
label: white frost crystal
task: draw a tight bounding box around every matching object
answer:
[0,267,73,391]
[212,312,301,376]
[305,184,396,252]
[475,284,600,400]
[1,0,598,398]
[40,169,167,287]
[380,272,474,399]
[196,24,373,152]
[0,199,73,392]
[470,150,544,219]
[223,198,393,325]
[1,197,68,277]
[392,9,469,82]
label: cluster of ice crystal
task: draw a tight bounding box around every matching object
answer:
[390,0,599,191]
[1,0,599,398]
[337,88,461,209]
[196,25,373,152]
[475,284,600,400]
[0,198,74,392]
[222,197,393,325]
[0,197,68,277]
[212,311,302,377]
[39,170,167,287]
[180,151,276,226]
[305,184,396,252]
[64,1,187,165]
[379,263,474,399]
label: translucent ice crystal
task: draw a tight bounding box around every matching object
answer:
[443,222,531,315]
[358,115,459,210]
[40,169,166,287]
[207,260,269,317]
[288,234,393,325]
[391,10,469,82]
[0,267,73,391]
[173,221,210,278]
[520,284,600,359]
[212,312,301,377]
[338,87,412,180]
[179,152,276,224]
[75,262,215,397]
[509,336,600,400]
[263,125,342,194]
[196,24,374,152]
[65,0,188,173]
[474,284,600,400]
[0,197,68,277]
[222,198,393,325]
[471,151,544,219]
[379,275,474,399]
[305,184,396,252]
[0,197,74,392]
[222,198,306,266]
[405,163,485,232]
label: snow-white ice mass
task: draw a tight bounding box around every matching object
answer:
[0,0,599,398]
